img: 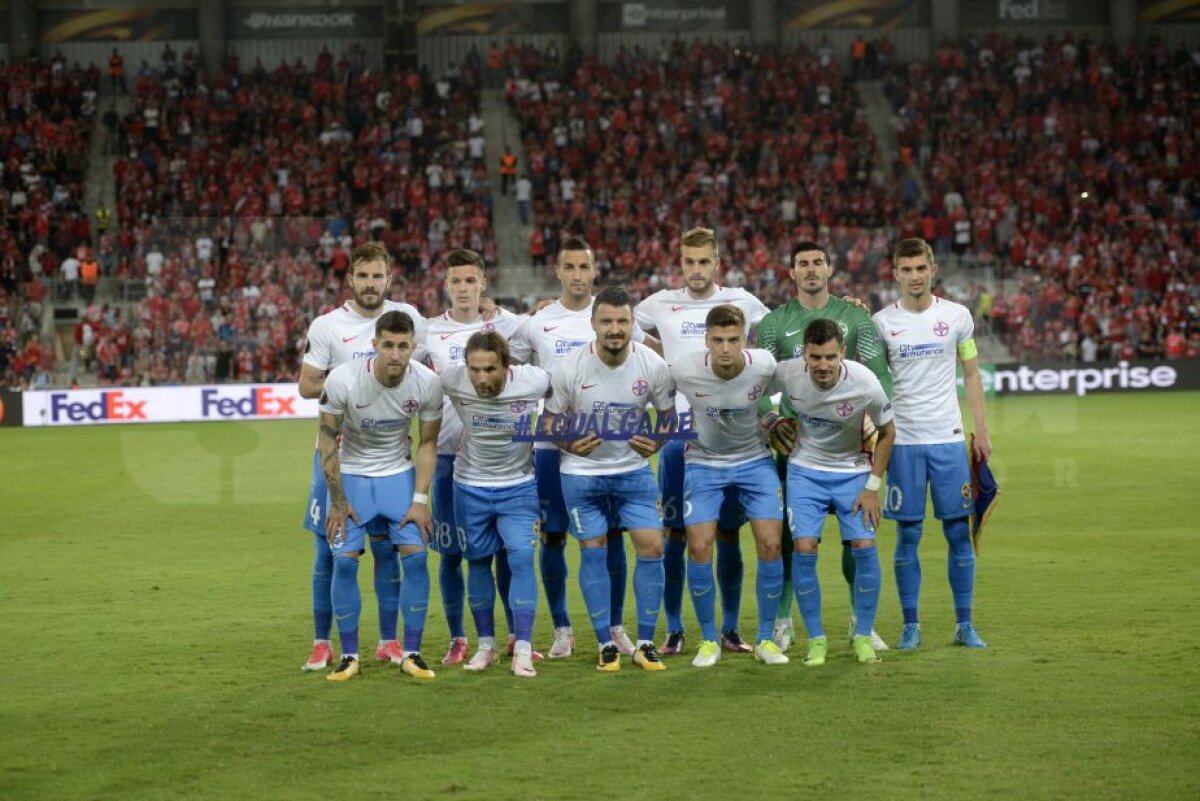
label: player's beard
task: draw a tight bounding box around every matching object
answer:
[600,333,629,358]
[355,290,384,312]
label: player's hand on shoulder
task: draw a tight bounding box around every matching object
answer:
[530,297,556,315]
[627,434,660,458]
[841,295,870,314]
[480,296,501,321]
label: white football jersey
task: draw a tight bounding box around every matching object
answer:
[523,298,646,451]
[303,300,427,374]
[777,359,893,473]
[634,286,769,365]
[441,363,549,487]
[424,308,532,455]
[670,348,777,467]
[634,286,768,413]
[873,297,973,445]
[320,358,443,477]
[545,342,674,476]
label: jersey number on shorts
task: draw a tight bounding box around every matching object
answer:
[309,498,322,529]
[886,485,904,514]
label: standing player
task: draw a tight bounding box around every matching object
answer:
[424,249,532,666]
[757,241,892,652]
[873,238,991,649]
[634,227,770,656]
[318,310,442,681]
[441,332,549,677]
[777,319,896,666]
[670,305,789,668]
[297,242,427,672]
[524,237,657,658]
[545,286,674,672]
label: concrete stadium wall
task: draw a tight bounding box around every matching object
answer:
[782,27,931,68]
[38,39,197,71]
[596,29,750,62]
[418,33,567,78]
[229,38,383,71]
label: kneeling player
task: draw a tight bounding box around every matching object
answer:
[318,311,443,681]
[441,332,549,677]
[777,319,896,666]
[670,305,788,668]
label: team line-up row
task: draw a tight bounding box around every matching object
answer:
[298,232,995,681]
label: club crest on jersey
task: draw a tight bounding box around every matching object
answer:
[838,322,849,337]
[402,398,419,415]
[510,400,528,413]
[481,322,496,332]
[961,482,973,500]
[747,384,764,402]
[933,321,950,337]
[836,401,854,417]
[632,378,649,396]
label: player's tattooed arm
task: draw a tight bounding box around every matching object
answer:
[298,362,327,399]
[318,411,357,544]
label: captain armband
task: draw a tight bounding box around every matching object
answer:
[957,338,978,361]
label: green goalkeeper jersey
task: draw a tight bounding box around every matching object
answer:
[757,296,893,417]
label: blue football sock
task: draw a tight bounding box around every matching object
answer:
[634,555,665,642]
[607,533,628,627]
[777,534,794,617]
[399,551,429,653]
[495,547,514,633]
[331,555,361,656]
[578,546,611,644]
[944,516,974,624]
[792,551,823,639]
[716,538,744,633]
[755,557,784,644]
[895,519,924,625]
[439,552,465,639]
[540,539,571,628]
[370,538,400,642]
[663,536,686,631]
[466,556,496,639]
[842,543,856,609]
[852,545,881,637]
[687,559,718,642]
[506,548,537,643]
[312,535,333,640]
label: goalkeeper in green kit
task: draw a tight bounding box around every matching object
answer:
[757,241,893,651]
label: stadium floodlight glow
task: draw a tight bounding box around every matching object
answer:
[1081,191,1089,199]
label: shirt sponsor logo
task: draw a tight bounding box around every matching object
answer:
[360,417,405,432]
[201,387,296,418]
[704,406,753,421]
[449,346,467,361]
[555,339,589,356]
[897,343,945,360]
[680,322,706,337]
[471,414,517,432]
[795,411,843,431]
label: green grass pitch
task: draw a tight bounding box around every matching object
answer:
[1,393,1197,801]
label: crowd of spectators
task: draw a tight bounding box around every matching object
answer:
[1,45,495,389]
[884,32,1198,361]
[505,39,898,311]
[3,34,1197,390]
[0,57,102,388]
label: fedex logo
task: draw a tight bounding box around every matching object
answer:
[201,387,297,418]
[50,391,147,422]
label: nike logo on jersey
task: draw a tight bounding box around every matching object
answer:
[767,591,782,600]
[694,392,711,398]
[581,383,598,390]
[440,333,457,340]
[342,335,357,343]
[784,329,804,337]
[355,402,370,408]
[542,325,560,332]
[671,305,686,312]
[890,329,905,337]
